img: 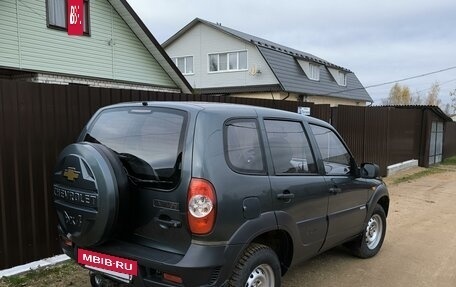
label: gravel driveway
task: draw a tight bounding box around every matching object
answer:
[2,166,455,287]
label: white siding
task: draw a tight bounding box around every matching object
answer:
[0,0,176,88]
[165,23,278,89]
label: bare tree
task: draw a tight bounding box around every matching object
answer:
[443,103,451,115]
[425,81,441,106]
[411,92,423,105]
[450,88,456,115]
[384,83,412,105]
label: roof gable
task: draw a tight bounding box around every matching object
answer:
[164,18,371,102]
[109,0,192,93]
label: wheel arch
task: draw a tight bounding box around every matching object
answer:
[377,195,390,217]
[251,229,294,275]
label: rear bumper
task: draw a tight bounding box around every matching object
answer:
[61,239,244,287]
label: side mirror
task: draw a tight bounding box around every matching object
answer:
[360,163,379,179]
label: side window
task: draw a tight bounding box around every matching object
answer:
[225,119,265,174]
[310,125,351,175]
[264,120,317,175]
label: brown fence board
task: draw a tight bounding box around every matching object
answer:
[333,105,366,165]
[0,79,299,269]
[443,122,456,159]
[2,78,455,269]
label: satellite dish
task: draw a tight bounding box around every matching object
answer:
[249,65,261,76]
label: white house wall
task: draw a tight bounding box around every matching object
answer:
[165,23,279,89]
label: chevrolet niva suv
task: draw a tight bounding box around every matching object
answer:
[53,102,389,287]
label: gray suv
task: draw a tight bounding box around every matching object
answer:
[53,102,389,287]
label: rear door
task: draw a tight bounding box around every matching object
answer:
[264,119,329,260]
[85,106,193,254]
[309,124,369,249]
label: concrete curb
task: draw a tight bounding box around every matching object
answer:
[387,159,419,177]
[0,254,70,278]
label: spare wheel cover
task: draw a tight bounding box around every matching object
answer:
[53,142,126,247]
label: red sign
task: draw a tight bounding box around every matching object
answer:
[78,249,138,276]
[68,0,83,36]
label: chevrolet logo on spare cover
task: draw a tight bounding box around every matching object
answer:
[63,167,80,181]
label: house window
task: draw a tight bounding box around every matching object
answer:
[337,71,347,86]
[47,0,90,35]
[172,56,194,75]
[336,71,347,86]
[208,51,247,72]
[309,63,320,81]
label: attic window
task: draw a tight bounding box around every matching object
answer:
[172,56,194,75]
[47,0,90,35]
[309,64,320,81]
[208,51,247,72]
[336,71,347,86]
[297,60,320,81]
[338,71,347,86]
[327,68,348,86]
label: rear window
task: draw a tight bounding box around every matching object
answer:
[85,107,187,189]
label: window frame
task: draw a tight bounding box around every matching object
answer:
[308,63,320,81]
[46,0,91,36]
[338,71,347,86]
[264,118,319,176]
[207,50,248,73]
[223,118,267,175]
[309,123,356,176]
[172,56,194,75]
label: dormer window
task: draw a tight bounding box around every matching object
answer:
[309,63,320,81]
[337,71,347,86]
[327,68,348,86]
[297,60,320,81]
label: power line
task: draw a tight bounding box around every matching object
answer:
[365,66,456,89]
[413,78,456,95]
[326,65,456,97]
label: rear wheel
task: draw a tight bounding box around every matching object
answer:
[228,243,281,287]
[347,204,387,258]
[89,272,120,287]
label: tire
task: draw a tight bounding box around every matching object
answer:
[90,272,120,287]
[347,204,387,258]
[53,142,129,247]
[228,243,281,287]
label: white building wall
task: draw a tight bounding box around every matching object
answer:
[165,23,279,89]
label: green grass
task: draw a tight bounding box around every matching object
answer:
[442,156,456,165]
[0,262,80,287]
[392,167,448,185]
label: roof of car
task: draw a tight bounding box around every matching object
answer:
[101,101,332,128]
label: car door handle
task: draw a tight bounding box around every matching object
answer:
[276,193,295,200]
[154,217,182,229]
[329,187,342,194]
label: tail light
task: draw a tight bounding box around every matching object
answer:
[187,178,216,235]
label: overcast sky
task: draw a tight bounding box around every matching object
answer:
[127,0,456,106]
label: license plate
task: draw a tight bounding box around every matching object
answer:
[78,248,138,281]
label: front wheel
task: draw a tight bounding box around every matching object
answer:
[347,204,387,258]
[228,243,281,287]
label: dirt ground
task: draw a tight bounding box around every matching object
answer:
[283,165,456,287]
[1,166,456,287]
